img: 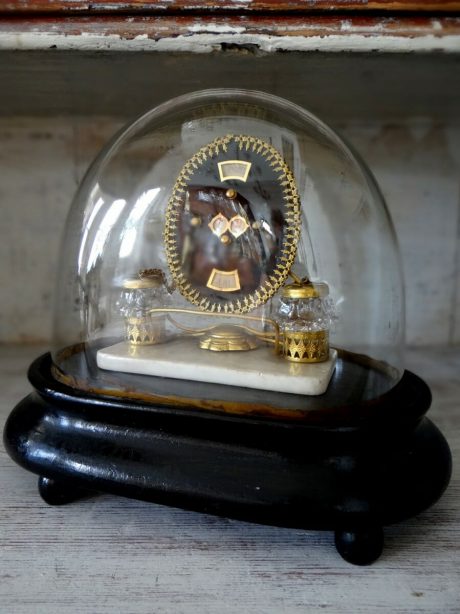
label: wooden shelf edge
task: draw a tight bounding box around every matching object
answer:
[0,15,460,53]
[2,1,460,15]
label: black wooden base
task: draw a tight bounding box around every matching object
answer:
[4,353,452,565]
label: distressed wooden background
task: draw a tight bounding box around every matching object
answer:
[0,4,459,612]
[3,1,460,13]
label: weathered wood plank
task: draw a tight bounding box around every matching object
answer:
[2,0,460,14]
[1,15,460,54]
[1,50,459,119]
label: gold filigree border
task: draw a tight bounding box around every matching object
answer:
[164,134,301,314]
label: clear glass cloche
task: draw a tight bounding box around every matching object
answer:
[51,89,404,417]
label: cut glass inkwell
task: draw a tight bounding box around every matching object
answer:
[4,90,451,565]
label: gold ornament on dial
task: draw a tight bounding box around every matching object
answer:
[164,134,301,314]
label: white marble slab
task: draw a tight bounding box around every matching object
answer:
[97,340,337,396]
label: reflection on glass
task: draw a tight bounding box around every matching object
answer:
[165,134,301,313]
[51,90,405,413]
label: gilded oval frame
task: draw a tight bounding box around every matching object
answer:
[164,134,301,314]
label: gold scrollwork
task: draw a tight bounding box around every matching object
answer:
[164,134,301,314]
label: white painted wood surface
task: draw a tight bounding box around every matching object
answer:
[1,345,459,613]
[2,23,460,54]
[1,15,460,54]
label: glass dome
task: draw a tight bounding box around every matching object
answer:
[52,89,404,419]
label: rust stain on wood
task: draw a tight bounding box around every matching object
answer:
[2,1,460,14]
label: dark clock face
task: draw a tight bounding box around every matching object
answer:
[164,134,301,313]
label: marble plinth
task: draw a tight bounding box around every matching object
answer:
[96,339,337,396]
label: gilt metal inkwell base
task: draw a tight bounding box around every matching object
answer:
[4,347,451,566]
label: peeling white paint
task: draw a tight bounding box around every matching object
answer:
[187,24,246,34]
[1,30,460,53]
[340,21,353,32]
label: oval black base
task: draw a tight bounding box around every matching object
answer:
[3,353,452,565]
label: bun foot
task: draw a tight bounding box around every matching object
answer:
[38,476,93,506]
[334,526,384,565]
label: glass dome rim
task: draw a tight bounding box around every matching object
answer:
[83,88,379,193]
[114,87,343,144]
[70,88,399,235]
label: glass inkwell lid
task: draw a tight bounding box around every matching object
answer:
[5,90,451,566]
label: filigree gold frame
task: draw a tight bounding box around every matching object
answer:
[164,134,301,314]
